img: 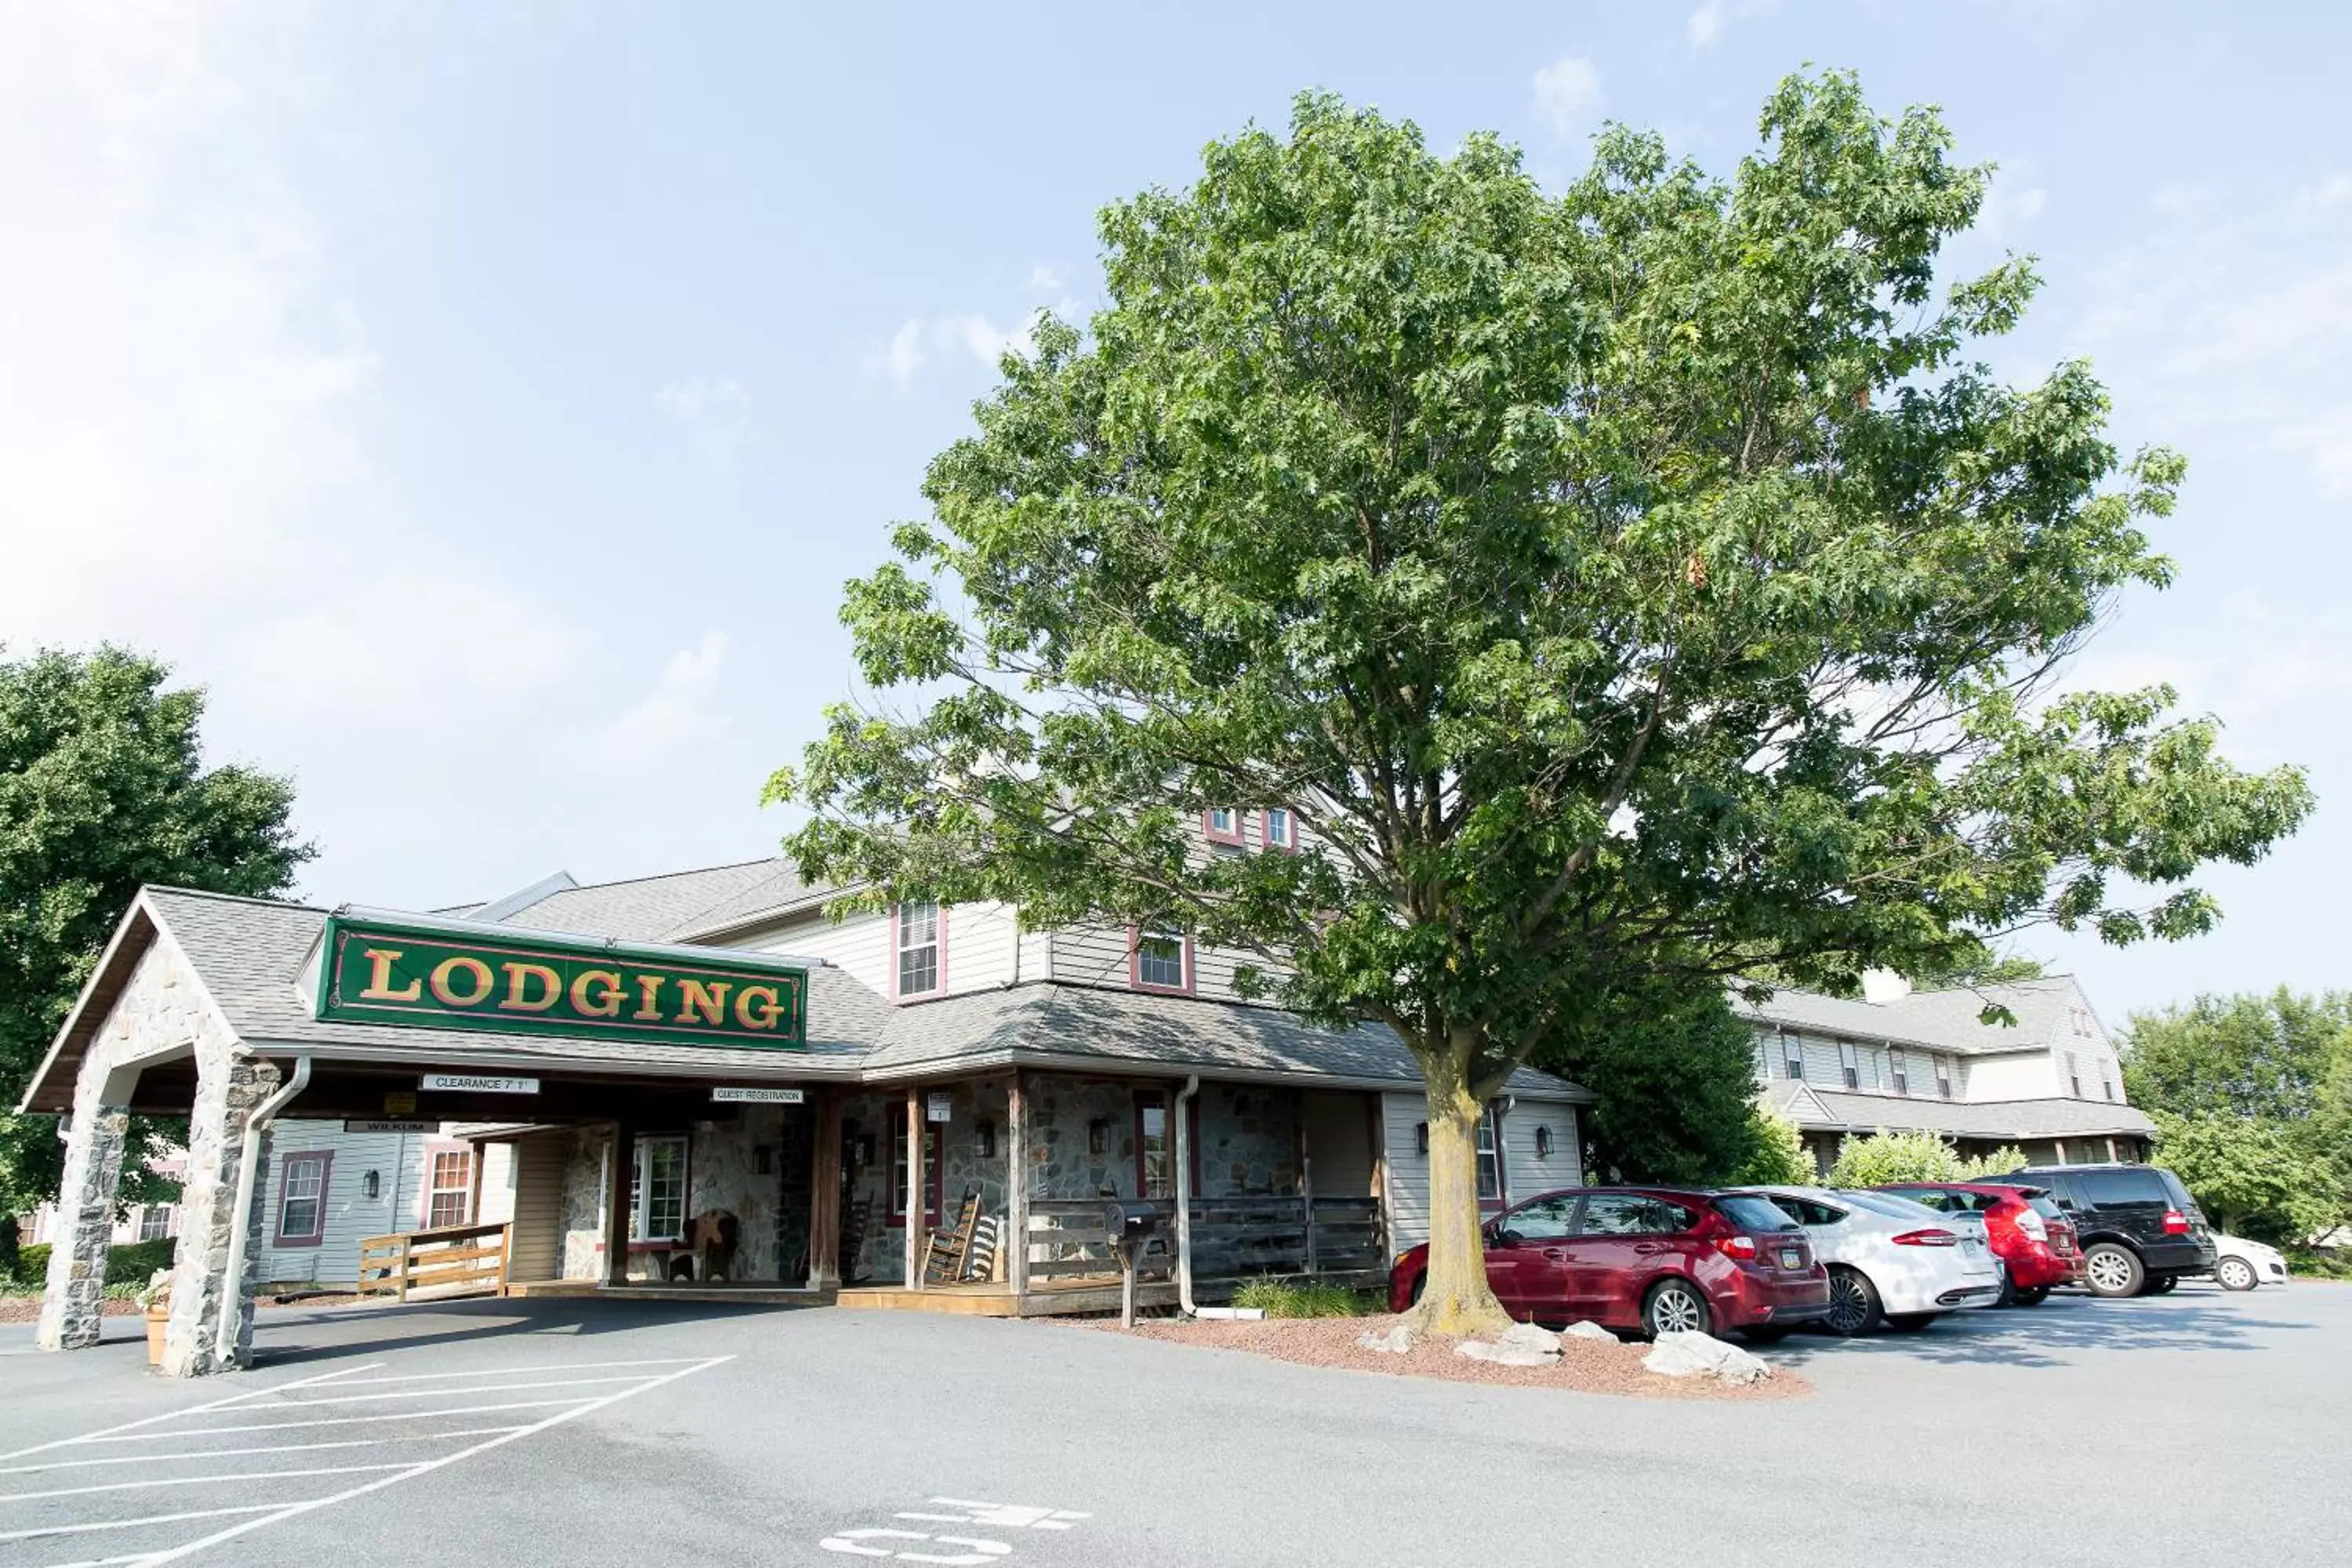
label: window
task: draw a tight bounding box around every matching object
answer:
[895,901,942,997]
[1203,808,1245,846]
[1131,928,1191,993]
[1838,1040,1860,1090]
[2065,1051,2082,1097]
[630,1136,687,1242]
[1262,807,1295,851]
[137,1204,173,1243]
[426,1150,474,1229]
[2102,1070,2115,1102]
[1889,1048,1908,1096]
[1779,1196,1847,1227]
[1935,1055,1953,1099]
[1475,1107,1503,1204]
[1709,1194,1797,1233]
[1136,1093,1171,1199]
[1782,1033,1804,1080]
[1496,1195,1577,1241]
[276,1152,331,1246]
[1579,1194,1697,1236]
[888,1118,943,1227]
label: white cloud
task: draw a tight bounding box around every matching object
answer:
[1027,263,1062,291]
[1976,181,2048,241]
[600,630,730,760]
[2274,408,2352,496]
[1531,55,1603,141]
[655,374,754,468]
[2068,594,2352,765]
[880,318,926,387]
[868,303,1077,390]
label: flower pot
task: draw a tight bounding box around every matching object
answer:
[144,1307,169,1367]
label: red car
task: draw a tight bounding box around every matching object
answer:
[1387,1187,1833,1341]
[1876,1181,2086,1305]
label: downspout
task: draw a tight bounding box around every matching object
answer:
[213,1055,310,1372]
[1173,1074,1261,1321]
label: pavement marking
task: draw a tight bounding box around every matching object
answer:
[822,1495,1091,1563]
[317,1358,717,1385]
[0,1463,419,1504]
[0,1363,383,1465]
[53,1398,619,1442]
[0,1428,527,1476]
[249,1374,663,1407]
[130,1355,731,1565]
[0,1503,285,1544]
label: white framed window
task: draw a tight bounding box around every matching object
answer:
[1838,1040,1860,1090]
[1263,807,1295,851]
[1131,928,1190,993]
[889,1120,942,1226]
[137,1204,173,1243]
[1782,1033,1804,1080]
[1889,1048,1908,1096]
[896,901,942,997]
[630,1136,688,1243]
[1475,1107,1502,1204]
[1936,1055,1953,1099]
[2065,1051,2082,1097]
[2101,1067,2115,1102]
[426,1149,474,1229]
[276,1152,330,1245]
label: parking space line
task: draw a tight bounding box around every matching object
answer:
[57,1398,615,1443]
[0,1502,285,1544]
[0,1463,421,1505]
[258,1374,663,1406]
[0,1428,527,1477]
[0,1364,383,1465]
[132,1355,731,1564]
[318,1358,717,1385]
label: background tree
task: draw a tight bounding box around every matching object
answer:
[772,77,2310,1333]
[0,648,311,1229]
[1540,980,1765,1184]
[2147,1110,2336,1243]
[1735,1108,1816,1186]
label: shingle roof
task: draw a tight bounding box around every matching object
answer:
[1737,976,2083,1056]
[485,859,804,944]
[862,981,1589,1100]
[1761,1078,2155,1139]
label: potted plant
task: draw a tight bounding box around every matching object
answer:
[138,1269,173,1367]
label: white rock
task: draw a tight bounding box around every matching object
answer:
[1562,1319,1614,1341]
[1642,1329,1773,1385]
[1357,1324,1417,1356]
[1455,1338,1561,1367]
[1495,1321,1563,1356]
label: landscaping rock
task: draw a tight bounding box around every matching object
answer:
[1496,1321,1563,1356]
[1642,1330,1774,1386]
[1563,1319,1613,1341]
[1455,1321,1564,1367]
[1357,1323,1417,1356]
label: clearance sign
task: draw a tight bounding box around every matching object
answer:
[314,916,808,1049]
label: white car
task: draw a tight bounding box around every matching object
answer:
[2212,1233,2290,1291]
[1731,1185,2005,1335]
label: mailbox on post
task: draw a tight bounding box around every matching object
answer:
[1101,1198,1169,1327]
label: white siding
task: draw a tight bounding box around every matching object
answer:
[476,1142,516,1225]
[1964,1050,2059,1101]
[1381,1091,1429,1250]
[1502,1099,1581,1202]
[754,908,890,995]
[748,898,1029,1000]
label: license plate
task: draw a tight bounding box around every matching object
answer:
[1962,1236,1983,1252]
[1779,1247,1803,1269]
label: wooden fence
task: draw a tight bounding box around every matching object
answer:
[1022,1196,1385,1286]
[356,1221,512,1301]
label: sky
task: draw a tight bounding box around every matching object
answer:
[3,2,2347,1023]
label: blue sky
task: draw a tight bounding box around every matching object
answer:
[4,2,2347,1022]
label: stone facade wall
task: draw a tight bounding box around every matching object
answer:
[837,1080,1012,1285]
[558,1128,608,1279]
[1190,1082,1302,1196]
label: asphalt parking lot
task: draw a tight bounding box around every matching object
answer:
[4,1281,2345,1567]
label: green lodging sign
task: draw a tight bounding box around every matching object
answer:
[315,916,808,1049]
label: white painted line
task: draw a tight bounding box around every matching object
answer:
[59,1398,609,1443]
[0,1428,526,1477]
[260,1374,662,1406]
[319,1358,716,1386]
[0,1502,285,1544]
[0,1462,420,1504]
[0,1363,383,1464]
[133,1356,732,1564]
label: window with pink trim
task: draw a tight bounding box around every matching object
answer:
[1261,806,1297,851]
[276,1152,332,1246]
[426,1149,474,1229]
[1203,808,1245,846]
[1129,927,1193,994]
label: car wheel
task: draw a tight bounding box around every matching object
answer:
[2082,1243,2144,1298]
[1885,1312,1937,1333]
[2216,1256,2259,1292]
[1823,1266,1884,1336]
[2146,1272,2179,1295]
[1641,1278,1713,1339]
[2011,1286,2049,1307]
[1994,1269,2017,1308]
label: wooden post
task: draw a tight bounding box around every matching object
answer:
[496,1222,513,1298]
[1006,1071,1030,1298]
[808,1090,844,1290]
[904,1087,925,1290]
[1298,1095,1318,1276]
[1366,1091,1390,1254]
[604,1121,635,1288]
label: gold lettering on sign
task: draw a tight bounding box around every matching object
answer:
[571,968,623,1018]
[358,948,423,1003]
[633,975,666,1021]
[734,984,784,1031]
[675,978,731,1027]
[430,956,495,1007]
[501,962,561,1013]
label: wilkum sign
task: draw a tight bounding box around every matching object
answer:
[315,916,808,1049]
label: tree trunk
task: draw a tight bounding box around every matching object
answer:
[1405,1042,1510,1336]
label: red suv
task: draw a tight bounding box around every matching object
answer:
[1387,1187,1832,1341]
[1876,1182,2085,1305]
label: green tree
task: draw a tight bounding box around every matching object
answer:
[2121,989,2350,1121]
[1826,1129,1964,1187]
[1735,1107,1816,1185]
[0,648,311,1224]
[2150,1110,2336,1243]
[1539,980,1766,1185]
[771,78,2311,1332]
[1955,1145,2027,1180]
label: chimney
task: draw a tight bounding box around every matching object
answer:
[1861,969,1912,1005]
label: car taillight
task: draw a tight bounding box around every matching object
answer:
[2162,1208,2190,1235]
[1713,1235,1759,1261]
[2014,1207,2048,1241]
[1892,1229,1959,1247]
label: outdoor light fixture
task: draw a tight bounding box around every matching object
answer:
[1088,1118,1110,1155]
[1534,1125,1553,1159]
[361,1171,381,1200]
[1415,1122,1428,1155]
[975,1118,996,1158]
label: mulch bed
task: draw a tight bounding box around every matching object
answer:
[1064,1313,1809,1401]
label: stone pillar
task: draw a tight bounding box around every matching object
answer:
[163,1054,282,1377]
[807,1092,843,1290]
[36,1108,131,1351]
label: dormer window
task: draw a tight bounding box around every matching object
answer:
[1131,927,1192,993]
[1838,1040,1860,1090]
[895,901,942,997]
[1263,807,1296,851]
[2065,1051,2082,1097]
[1203,808,1245,846]
[1936,1055,1953,1099]
[1889,1048,1908,1096]
[1782,1033,1804,1080]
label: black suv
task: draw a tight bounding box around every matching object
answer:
[1996,1163,2215,1298]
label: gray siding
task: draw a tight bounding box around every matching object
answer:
[1503,1099,1581,1202]
[255,1122,423,1287]
[1381,1091,1429,1250]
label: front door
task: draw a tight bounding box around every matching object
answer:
[1485,1194,1580,1321]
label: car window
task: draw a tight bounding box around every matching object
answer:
[1498,1195,1578,1241]
[2077,1169,2169,1207]
[2154,1170,2198,1211]
[1709,1194,1799,1232]
[1780,1196,1846,1227]
[1579,1194,1697,1236]
[1842,1191,1948,1223]
[2025,1195,2066,1222]
[1885,1186,1950,1210]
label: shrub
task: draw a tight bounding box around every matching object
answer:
[1226,1276,1375,1318]
[13,1242,49,1289]
[1955,1145,2027,1180]
[1827,1129,1963,1187]
[104,1239,176,1286]
[2285,1247,2352,1282]
[1733,1108,1815,1185]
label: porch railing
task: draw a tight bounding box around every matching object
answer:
[356,1221,512,1301]
[1023,1200,1173,1283]
[1021,1196,1385,1287]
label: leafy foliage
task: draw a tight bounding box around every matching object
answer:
[1538,981,1766,1185]
[1734,1107,1816,1185]
[1955,1145,2027,1180]
[2151,1112,2337,1244]
[771,77,2310,1329]
[1227,1276,1376,1318]
[0,648,311,1218]
[1827,1129,1967,1187]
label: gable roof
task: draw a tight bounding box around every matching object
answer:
[1737,975,2087,1057]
